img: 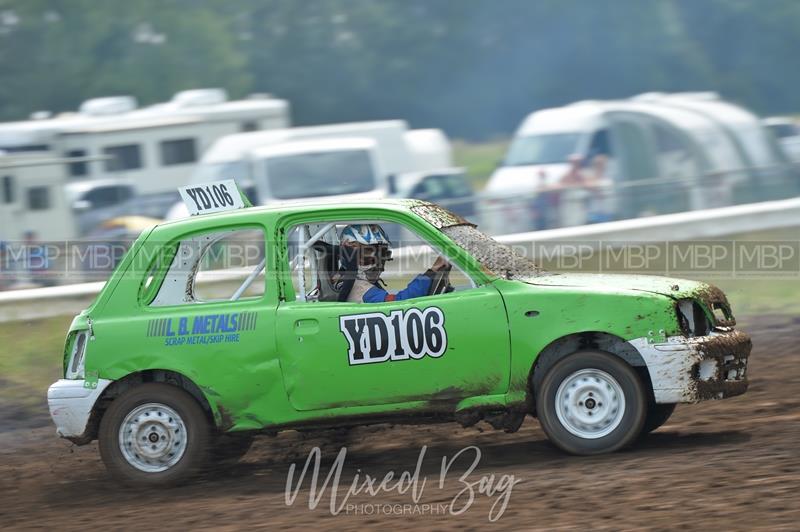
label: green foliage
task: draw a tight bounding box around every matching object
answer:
[0,0,250,119]
[0,0,798,138]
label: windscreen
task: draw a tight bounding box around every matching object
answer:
[409,201,543,278]
[265,149,377,199]
[442,224,541,279]
[766,123,796,139]
[504,133,581,166]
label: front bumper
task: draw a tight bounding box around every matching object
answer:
[629,329,751,404]
[47,378,113,442]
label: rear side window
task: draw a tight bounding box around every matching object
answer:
[147,227,266,306]
[160,138,197,166]
[104,144,142,172]
[27,186,51,210]
[139,244,179,305]
[2,175,15,204]
[194,229,265,301]
[66,149,89,177]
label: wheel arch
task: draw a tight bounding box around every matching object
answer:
[528,331,653,413]
[85,369,217,442]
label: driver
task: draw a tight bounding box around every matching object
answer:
[339,224,450,303]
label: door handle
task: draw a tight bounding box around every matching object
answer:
[294,318,320,335]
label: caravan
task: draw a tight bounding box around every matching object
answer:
[0,89,289,240]
[0,153,77,241]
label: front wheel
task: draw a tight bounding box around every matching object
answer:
[98,383,211,485]
[536,351,646,455]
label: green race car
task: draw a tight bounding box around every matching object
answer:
[48,187,751,485]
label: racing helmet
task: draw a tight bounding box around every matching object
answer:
[338,224,393,280]
[339,224,391,246]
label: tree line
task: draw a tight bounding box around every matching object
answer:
[1,0,798,139]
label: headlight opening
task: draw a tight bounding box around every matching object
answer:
[66,331,88,379]
[677,299,710,337]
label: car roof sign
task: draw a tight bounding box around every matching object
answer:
[178,179,250,216]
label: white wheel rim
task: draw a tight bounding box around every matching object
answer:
[555,368,626,439]
[119,403,188,473]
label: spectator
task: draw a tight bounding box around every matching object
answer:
[585,154,615,223]
[557,154,591,227]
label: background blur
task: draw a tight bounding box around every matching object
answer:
[2,0,800,138]
[2,0,800,288]
[1,3,800,529]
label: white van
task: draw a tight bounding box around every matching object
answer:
[248,137,387,203]
[166,121,462,219]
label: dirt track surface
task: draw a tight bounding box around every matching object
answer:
[2,315,799,530]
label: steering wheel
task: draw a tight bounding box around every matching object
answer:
[427,264,453,296]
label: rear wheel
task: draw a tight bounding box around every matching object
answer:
[641,403,676,435]
[536,351,647,455]
[98,383,210,486]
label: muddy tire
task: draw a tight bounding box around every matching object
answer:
[98,383,210,486]
[641,403,676,435]
[210,432,255,464]
[536,351,647,455]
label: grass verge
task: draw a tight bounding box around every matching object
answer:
[452,138,509,189]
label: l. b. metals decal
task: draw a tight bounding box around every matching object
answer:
[147,312,257,346]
